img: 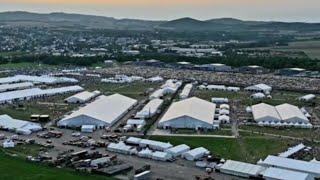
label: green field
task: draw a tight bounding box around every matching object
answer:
[0,62,55,70]
[244,40,320,59]
[0,143,114,180]
[150,135,295,163]
[0,95,78,120]
[240,125,320,141]
[84,81,161,100]
[275,40,320,59]
[174,128,233,136]
[0,152,114,180]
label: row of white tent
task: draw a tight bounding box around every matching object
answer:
[199,84,240,92]
[101,75,164,84]
[257,121,313,128]
[0,75,78,85]
[217,158,318,180]
[0,114,42,135]
[0,82,34,93]
[101,75,144,83]
[0,85,84,104]
[149,79,182,100]
[125,137,210,161]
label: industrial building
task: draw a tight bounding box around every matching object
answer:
[158,97,216,129]
[65,90,100,104]
[258,155,320,179]
[252,103,309,125]
[218,160,266,178]
[245,83,272,94]
[58,94,137,128]
[135,98,164,119]
[0,114,42,135]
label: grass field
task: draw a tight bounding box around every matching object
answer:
[0,143,115,180]
[0,144,45,157]
[150,135,295,163]
[84,81,161,100]
[174,129,233,136]
[0,62,55,70]
[0,152,114,180]
[0,95,78,120]
[243,40,320,59]
[275,40,320,59]
[240,125,320,141]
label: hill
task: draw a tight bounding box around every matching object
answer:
[0,11,320,32]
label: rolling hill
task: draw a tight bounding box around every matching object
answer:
[0,11,320,32]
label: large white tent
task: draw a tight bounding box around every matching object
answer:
[252,103,309,126]
[245,83,272,94]
[135,98,163,119]
[275,104,309,124]
[179,83,193,99]
[0,82,34,92]
[261,167,312,180]
[182,147,209,161]
[258,155,320,179]
[0,114,42,135]
[158,97,216,129]
[0,86,83,104]
[219,160,266,178]
[0,75,78,85]
[58,94,137,128]
[165,144,190,157]
[65,90,99,104]
[251,103,281,123]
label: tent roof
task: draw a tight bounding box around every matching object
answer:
[159,97,216,125]
[60,94,137,125]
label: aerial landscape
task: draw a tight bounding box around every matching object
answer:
[0,0,320,180]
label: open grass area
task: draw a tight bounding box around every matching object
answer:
[275,40,320,59]
[174,129,233,136]
[0,95,78,120]
[242,40,320,59]
[150,135,295,163]
[0,152,114,180]
[0,144,44,157]
[84,81,161,100]
[0,62,55,70]
[240,125,320,141]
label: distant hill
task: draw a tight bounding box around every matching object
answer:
[0,11,320,32]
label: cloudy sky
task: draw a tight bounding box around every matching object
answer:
[1,0,320,22]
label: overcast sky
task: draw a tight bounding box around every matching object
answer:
[1,0,320,22]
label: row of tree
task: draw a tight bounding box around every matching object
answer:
[0,54,319,71]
